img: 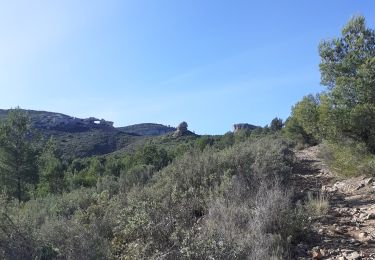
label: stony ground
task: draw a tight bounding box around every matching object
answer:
[292,146,375,260]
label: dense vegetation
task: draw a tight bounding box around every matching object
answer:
[1,15,374,259]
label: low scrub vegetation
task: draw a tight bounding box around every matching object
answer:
[318,140,375,177]
[0,135,305,259]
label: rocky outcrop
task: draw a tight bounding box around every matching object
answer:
[233,123,257,133]
[177,121,188,133]
[173,121,195,137]
[34,114,114,132]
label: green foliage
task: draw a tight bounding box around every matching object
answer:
[286,16,375,154]
[118,164,155,192]
[215,132,235,149]
[286,95,320,144]
[317,93,337,140]
[0,107,39,203]
[63,144,173,190]
[65,158,102,189]
[270,117,283,132]
[319,16,375,96]
[186,182,302,259]
[195,135,215,151]
[134,144,171,170]
[318,15,375,150]
[0,134,303,259]
[37,138,65,196]
[111,137,296,259]
[318,140,375,177]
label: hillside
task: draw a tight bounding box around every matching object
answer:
[0,109,183,158]
[118,123,176,136]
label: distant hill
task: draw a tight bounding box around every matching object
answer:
[0,109,114,132]
[118,123,176,136]
[0,109,180,158]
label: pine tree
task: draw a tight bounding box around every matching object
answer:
[0,107,38,203]
[37,138,64,195]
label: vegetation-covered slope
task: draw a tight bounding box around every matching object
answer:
[0,109,183,158]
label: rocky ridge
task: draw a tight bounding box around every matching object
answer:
[119,123,176,136]
[233,123,258,133]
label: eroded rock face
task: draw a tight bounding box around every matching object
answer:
[177,121,188,133]
[35,115,114,132]
[233,123,257,133]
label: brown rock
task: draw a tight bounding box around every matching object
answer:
[364,177,373,186]
[347,251,360,260]
[312,249,323,259]
[355,183,365,190]
[358,232,369,241]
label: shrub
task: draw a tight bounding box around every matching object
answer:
[1,136,302,260]
[318,140,375,177]
[305,192,329,217]
[110,137,299,259]
[39,217,111,259]
[183,179,303,260]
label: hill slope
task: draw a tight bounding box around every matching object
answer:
[0,109,180,158]
[118,123,176,136]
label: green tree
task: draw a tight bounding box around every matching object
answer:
[317,93,337,139]
[134,145,171,170]
[270,117,283,132]
[319,15,375,149]
[284,95,320,145]
[37,138,64,196]
[0,108,39,203]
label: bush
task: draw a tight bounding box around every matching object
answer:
[184,180,302,260]
[39,217,111,259]
[110,136,299,259]
[319,140,375,177]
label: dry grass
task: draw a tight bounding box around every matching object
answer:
[305,192,329,217]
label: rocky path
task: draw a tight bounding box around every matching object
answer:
[292,146,375,260]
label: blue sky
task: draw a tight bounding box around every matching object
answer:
[1,1,374,134]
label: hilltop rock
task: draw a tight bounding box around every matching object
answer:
[177,121,188,133]
[233,123,258,133]
[173,121,195,137]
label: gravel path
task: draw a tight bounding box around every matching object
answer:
[292,146,375,260]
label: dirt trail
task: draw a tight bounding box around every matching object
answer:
[292,146,375,260]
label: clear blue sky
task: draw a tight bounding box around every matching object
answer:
[1,1,374,134]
